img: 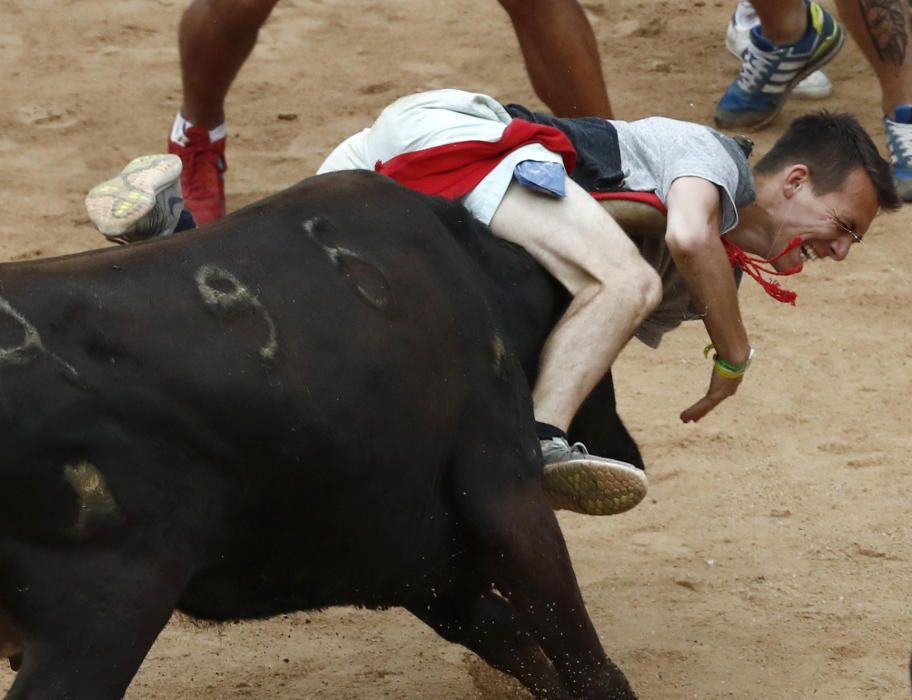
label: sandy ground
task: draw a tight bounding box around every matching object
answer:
[1,0,911,697]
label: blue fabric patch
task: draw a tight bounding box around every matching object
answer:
[513,160,566,198]
[176,208,197,233]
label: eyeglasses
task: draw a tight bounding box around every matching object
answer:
[830,213,862,243]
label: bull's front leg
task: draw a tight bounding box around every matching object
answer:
[476,489,637,700]
[0,539,191,699]
[407,589,570,699]
[0,608,22,671]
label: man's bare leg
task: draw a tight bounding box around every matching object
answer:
[749,0,808,44]
[491,180,659,428]
[497,0,613,118]
[834,0,912,114]
[178,0,280,129]
[170,0,280,223]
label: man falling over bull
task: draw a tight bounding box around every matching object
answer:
[84,89,901,518]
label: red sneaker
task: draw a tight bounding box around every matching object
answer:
[168,124,227,225]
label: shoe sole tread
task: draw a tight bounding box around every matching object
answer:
[542,459,648,516]
[85,155,181,236]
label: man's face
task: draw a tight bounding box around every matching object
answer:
[768,166,880,273]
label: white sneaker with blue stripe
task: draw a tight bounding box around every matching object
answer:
[885,105,912,202]
[715,0,843,130]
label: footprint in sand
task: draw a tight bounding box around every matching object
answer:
[16,104,79,130]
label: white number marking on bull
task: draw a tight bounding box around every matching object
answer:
[302,217,392,311]
[492,334,507,376]
[0,296,79,379]
[194,265,278,362]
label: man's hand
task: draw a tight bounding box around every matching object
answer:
[680,369,742,423]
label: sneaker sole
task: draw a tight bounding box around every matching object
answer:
[542,458,648,516]
[85,154,182,239]
[717,26,844,130]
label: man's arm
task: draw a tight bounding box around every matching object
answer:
[664,176,752,423]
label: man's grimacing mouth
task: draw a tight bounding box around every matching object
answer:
[799,242,819,261]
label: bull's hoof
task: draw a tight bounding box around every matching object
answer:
[542,455,647,516]
[9,653,22,671]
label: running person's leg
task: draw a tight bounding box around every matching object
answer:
[833,0,912,200]
[177,0,280,130]
[497,0,613,118]
[169,0,281,224]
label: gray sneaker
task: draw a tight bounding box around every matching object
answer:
[85,154,184,244]
[541,437,647,516]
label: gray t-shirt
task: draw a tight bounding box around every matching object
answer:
[611,117,755,348]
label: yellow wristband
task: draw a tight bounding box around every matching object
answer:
[703,344,754,379]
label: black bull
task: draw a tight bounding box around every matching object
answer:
[0,170,646,699]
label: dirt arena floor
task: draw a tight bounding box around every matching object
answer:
[2,0,911,697]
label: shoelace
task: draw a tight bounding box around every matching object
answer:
[568,441,590,456]
[886,119,912,162]
[736,42,776,93]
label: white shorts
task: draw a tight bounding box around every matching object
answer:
[317,89,565,225]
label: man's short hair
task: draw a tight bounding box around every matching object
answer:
[754,111,901,211]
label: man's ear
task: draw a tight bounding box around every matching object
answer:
[783,164,810,198]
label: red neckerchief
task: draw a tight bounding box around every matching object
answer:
[721,237,802,305]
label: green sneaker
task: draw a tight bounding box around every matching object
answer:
[541,437,647,516]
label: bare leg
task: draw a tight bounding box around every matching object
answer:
[836,0,912,199]
[750,0,809,44]
[489,179,660,431]
[498,0,612,118]
[178,0,281,128]
[834,0,912,113]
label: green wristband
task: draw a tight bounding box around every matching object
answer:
[703,344,754,379]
